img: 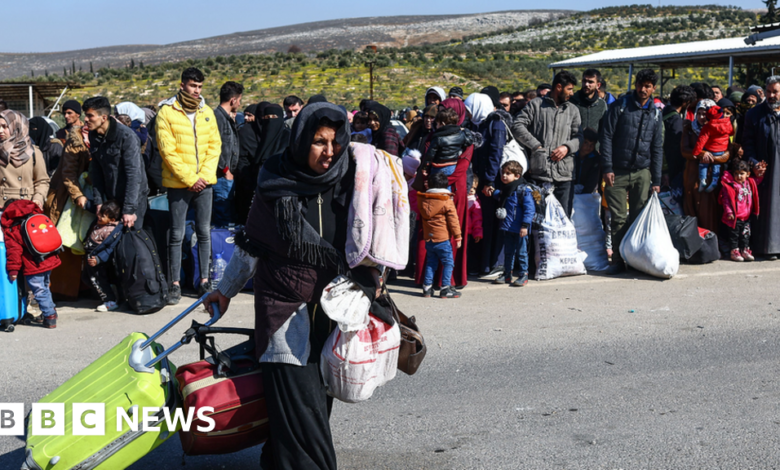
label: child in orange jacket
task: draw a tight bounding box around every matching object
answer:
[417,172,462,299]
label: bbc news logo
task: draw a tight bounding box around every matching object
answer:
[0,403,215,436]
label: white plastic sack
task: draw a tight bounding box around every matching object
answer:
[534,194,587,280]
[619,192,679,279]
[658,191,683,216]
[320,314,400,403]
[320,275,371,332]
[499,122,528,175]
[571,193,610,272]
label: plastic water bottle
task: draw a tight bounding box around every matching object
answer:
[210,254,227,291]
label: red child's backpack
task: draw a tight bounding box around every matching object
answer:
[16,214,62,263]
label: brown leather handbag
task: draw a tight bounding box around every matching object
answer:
[377,289,426,375]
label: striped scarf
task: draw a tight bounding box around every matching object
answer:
[177,89,200,113]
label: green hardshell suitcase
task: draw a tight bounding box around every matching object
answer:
[22,295,220,470]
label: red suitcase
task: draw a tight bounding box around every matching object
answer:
[176,326,269,455]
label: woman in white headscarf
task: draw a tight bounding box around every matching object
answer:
[424,86,447,107]
[465,92,510,276]
[681,98,729,232]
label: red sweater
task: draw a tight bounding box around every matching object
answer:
[1,200,61,277]
[719,170,760,228]
[693,107,733,156]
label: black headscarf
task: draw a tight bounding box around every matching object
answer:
[366,102,391,136]
[238,102,269,163]
[307,94,328,104]
[255,102,351,269]
[254,104,289,167]
[27,117,52,150]
[481,86,501,108]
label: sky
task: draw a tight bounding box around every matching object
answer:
[5,0,766,53]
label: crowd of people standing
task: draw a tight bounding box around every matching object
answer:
[1,65,779,314]
[1,62,780,468]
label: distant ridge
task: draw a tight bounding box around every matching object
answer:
[0,10,572,80]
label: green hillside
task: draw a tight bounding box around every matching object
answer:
[16,5,760,112]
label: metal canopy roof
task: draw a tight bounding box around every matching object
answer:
[0,82,82,100]
[549,35,780,69]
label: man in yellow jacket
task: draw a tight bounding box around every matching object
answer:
[156,67,221,304]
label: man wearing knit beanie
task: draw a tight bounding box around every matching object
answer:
[449,87,464,101]
[747,85,765,102]
[56,99,83,141]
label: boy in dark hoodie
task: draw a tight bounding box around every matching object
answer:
[418,172,462,299]
[1,200,61,328]
[693,105,733,193]
[492,160,535,287]
[84,200,123,312]
[425,108,473,181]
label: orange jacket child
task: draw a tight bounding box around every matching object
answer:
[417,189,462,243]
[417,184,463,298]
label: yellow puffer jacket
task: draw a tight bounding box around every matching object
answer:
[156,97,221,189]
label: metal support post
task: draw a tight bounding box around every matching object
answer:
[628,64,634,92]
[728,56,734,88]
[369,62,374,100]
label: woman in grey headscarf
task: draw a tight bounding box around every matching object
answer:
[0,110,50,209]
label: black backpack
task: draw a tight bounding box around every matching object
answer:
[664,214,703,260]
[114,228,168,314]
[144,116,167,197]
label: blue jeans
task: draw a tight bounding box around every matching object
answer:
[211,176,236,228]
[502,232,528,280]
[430,165,456,178]
[424,240,454,287]
[169,186,213,283]
[698,152,724,185]
[430,165,456,191]
[26,271,56,317]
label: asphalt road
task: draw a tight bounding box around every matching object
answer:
[2,260,780,469]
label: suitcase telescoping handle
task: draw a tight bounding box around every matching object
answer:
[141,293,221,368]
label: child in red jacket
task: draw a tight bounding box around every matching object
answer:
[694,105,733,193]
[1,200,61,328]
[719,159,765,262]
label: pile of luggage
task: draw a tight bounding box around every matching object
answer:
[21,295,268,470]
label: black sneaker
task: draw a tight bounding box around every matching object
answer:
[422,286,433,298]
[167,284,182,305]
[197,281,212,297]
[440,286,461,299]
[478,266,504,280]
[511,274,529,287]
[492,277,509,285]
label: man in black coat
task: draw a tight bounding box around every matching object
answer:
[662,85,696,187]
[84,96,148,228]
[743,76,780,258]
[569,68,608,135]
[599,69,664,274]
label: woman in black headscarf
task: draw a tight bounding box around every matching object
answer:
[205,103,388,470]
[28,117,63,176]
[234,102,291,224]
[366,102,404,156]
